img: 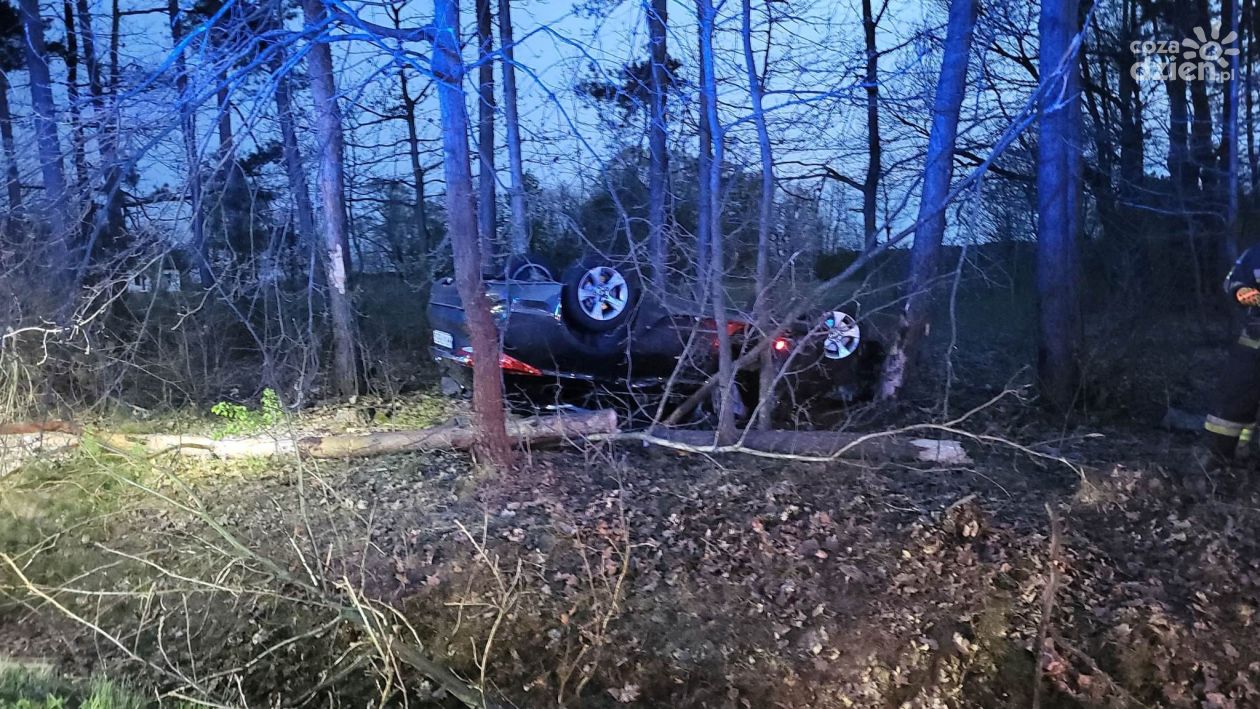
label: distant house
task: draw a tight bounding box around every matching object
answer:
[127,268,183,293]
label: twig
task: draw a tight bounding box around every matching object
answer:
[607,389,1087,481]
[1053,636,1152,709]
[1032,503,1063,709]
[0,553,169,679]
[454,518,523,707]
[64,458,493,708]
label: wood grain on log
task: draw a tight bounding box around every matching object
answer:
[297,409,618,458]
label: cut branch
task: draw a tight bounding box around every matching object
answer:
[610,429,971,465]
[328,10,436,43]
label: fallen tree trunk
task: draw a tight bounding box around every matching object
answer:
[297,409,618,458]
[0,410,619,465]
[0,431,81,476]
[614,428,971,465]
[2,411,967,468]
[0,420,82,435]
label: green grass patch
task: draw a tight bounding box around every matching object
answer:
[0,665,196,709]
[0,444,156,595]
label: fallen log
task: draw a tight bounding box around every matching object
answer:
[0,431,81,476]
[297,409,619,458]
[90,432,299,458]
[1,412,965,468]
[0,420,82,435]
[615,428,971,465]
[0,410,619,464]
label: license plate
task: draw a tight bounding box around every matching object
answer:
[432,329,453,349]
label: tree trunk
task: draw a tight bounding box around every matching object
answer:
[1165,1,1195,194]
[694,26,713,299]
[646,0,668,279]
[1,411,617,468]
[72,0,124,287]
[19,0,69,267]
[742,0,776,430]
[1166,76,1193,190]
[697,0,736,442]
[266,3,316,264]
[0,73,22,228]
[876,0,979,400]
[1036,0,1084,411]
[304,0,361,398]
[1081,38,1121,245]
[168,0,211,288]
[215,79,244,262]
[273,53,317,265]
[498,0,528,255]
[1223,0,1242,262]
[475,0,496,269]
[216,83,233,157]
[1246,0,1258,200]
[399,68,431,274]
[1116,0,1143,198]
[106,0,124,250]
[432,0,513,469]
[61,0,87,213]
[1188,0,1216,198]
[109,0,119,91]
[861,0,882,254]
[1189,76,1215,193]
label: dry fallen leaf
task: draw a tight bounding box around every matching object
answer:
[608,683,641,703]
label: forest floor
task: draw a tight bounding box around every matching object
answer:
[2,299,1259,707]
[3,387,1260,708]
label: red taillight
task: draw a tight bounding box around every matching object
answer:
[773,337,790,352]
[456,347,542,376]
[699,318,748,336]
[498,353,542,376]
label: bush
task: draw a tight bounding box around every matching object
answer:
[209,388,284,437]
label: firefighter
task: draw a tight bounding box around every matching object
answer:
[1203,246,1260,466]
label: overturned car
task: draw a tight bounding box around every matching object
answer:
[427,253,884,423]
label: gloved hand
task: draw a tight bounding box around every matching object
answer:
[1239,287,1260,307]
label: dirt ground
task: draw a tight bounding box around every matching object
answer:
[4,388,1260,708]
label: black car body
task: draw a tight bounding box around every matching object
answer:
[427,256,882,418]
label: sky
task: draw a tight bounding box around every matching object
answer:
[0,0,1130,254]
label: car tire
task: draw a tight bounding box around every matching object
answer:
[503,251,556,282]
[561,256,640,333]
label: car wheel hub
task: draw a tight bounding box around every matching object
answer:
[577,266,629,321]
[822,311,860,360]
